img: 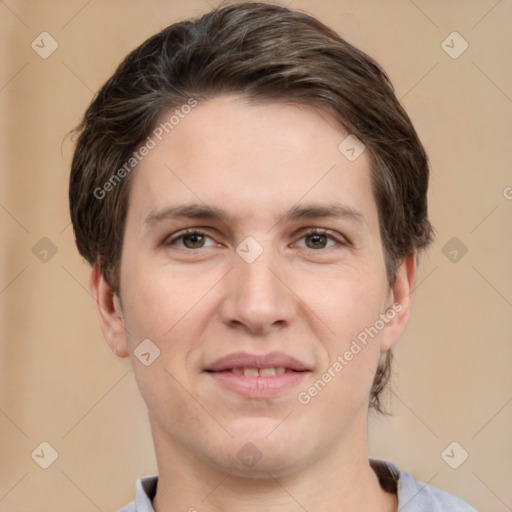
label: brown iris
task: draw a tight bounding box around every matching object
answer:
[305,233,328,249]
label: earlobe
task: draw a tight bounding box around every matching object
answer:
[379,254,416,353]
[89,263,130,358]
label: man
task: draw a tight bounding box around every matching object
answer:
[69,2,476,510]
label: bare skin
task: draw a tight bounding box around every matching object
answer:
[91,95,414,511]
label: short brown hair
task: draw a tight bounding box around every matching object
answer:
[69,1,434,412]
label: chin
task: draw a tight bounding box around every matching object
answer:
[222,447,308,479]
[204,419,313,478]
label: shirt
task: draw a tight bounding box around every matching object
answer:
[119,459,477,511]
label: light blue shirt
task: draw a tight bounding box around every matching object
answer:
[120,460,477,511]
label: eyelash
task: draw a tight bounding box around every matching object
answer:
[164,227,349,251]
[164,229,218,249]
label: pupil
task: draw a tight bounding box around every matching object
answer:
[307,234,326,249]
[184,234,204,248]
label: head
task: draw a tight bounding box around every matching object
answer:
[70,2,433,475]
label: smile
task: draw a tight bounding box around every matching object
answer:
[204,352,311,398]
[231,367,286,377]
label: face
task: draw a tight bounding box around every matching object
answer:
[92,95,413,477]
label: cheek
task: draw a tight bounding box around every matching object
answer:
[120,259,224,387]
[121,258,210,340]
[305,266,389,345]
[297,276,387,416]
[120,267,203,408]
[300,267,389,398]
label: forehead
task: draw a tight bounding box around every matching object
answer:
[127,94,377,228]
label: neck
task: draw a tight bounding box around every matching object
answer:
[150,415,397,512]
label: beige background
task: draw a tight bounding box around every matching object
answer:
[1,0,511,510]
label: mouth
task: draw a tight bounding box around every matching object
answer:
[204,352,311,398]
[219,367,295,377]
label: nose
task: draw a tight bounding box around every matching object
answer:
[220,245,296,335]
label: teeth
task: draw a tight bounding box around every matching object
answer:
[241,367,286,377]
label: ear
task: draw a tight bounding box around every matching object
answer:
[89,263,129,358]
[379,254,416,353]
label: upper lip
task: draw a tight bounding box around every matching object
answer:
[205,351,310,372]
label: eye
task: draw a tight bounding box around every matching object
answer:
[294,229,343,250]
[165,229,217,249]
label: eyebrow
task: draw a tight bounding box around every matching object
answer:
[143,202,365,226]
[144,204,228,225]
[284,204,364,224]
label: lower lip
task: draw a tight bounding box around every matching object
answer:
[206,371,309,398]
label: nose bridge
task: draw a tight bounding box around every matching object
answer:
[222,239,295,332]
[239,250,279,301]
